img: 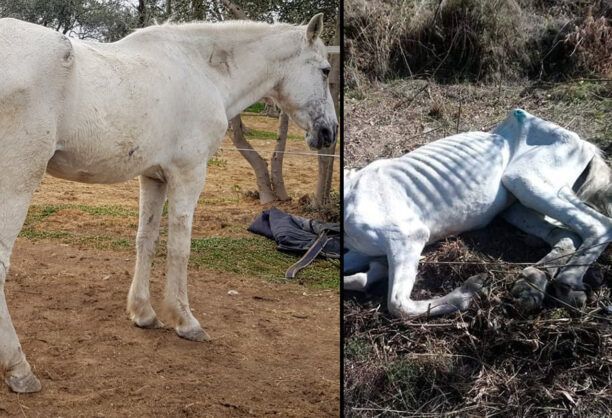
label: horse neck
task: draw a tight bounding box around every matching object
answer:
[158,23,302,119]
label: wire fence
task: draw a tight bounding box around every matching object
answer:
[217,147,340,158]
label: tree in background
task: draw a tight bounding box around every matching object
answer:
[0,0,135,40]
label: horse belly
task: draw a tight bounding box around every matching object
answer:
[46,139,154,184]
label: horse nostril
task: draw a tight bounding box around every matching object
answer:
[319,127,332,147]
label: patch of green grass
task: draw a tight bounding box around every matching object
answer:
[190,236,338,289]
[18,228,132,251]
[76,205,137,217]
[208,156,228,167]
[25,204,137,226]
[245,128,302,141]
[244,102,265,113]
[386,359,423,389]
[547,81,610,104]
[23,205,61,227]
[19,226,337,289]
[345,337,371,362]
[19,229,72,240]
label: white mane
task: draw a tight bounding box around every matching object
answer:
[124,19,306,46]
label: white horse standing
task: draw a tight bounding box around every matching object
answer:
[344,109,611,318]
[0,14,337,393]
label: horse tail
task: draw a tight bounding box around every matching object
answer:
[575,145,612,217]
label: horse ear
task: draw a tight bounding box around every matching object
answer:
[306,13,324,44]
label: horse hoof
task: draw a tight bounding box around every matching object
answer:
[549,282,587,308]
[176,326,211,342]
[511,267,548,312]
[462,273,488,297]
[133,315,164,329]
[6,372,41,393]
[583,267,605,290]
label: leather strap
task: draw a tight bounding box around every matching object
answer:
[285,232,332,279]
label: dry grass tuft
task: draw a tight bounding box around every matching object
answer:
[344,79,612,416]
[566,14,612,78]
[345,222,612,416]
[345,0,612,85]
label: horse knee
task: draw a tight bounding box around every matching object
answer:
[135,233,158,255]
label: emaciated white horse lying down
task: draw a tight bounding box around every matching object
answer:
[344,109,611,319]
[0,15,337,393]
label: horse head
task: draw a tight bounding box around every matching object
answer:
[268,14,338,150]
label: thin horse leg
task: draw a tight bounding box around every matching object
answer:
[503,202,582,274]
[503,177,612,307]
[127,176,167,328]
[344,259,387,292]
[0,163,50,393]
[385,222,485,318]
[164,164,210,341]
[502,202,582,311]
[548,187,611,305]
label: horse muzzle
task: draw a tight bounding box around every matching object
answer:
[308,122,338,150]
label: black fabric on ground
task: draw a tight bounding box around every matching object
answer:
[248,208,340,258]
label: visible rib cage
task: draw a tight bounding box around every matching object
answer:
[344,109,611,319]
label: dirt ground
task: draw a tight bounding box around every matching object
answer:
[0,115,340,416]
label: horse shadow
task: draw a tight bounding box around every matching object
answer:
[345,216,610,309]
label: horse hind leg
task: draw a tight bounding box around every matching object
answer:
[163,164,210,342]
[127,176,167,328]
[344,259,387,292]
[502,202,582,312]
[503,174,612,308]
[547,188,611,307]
[0,147,53,393]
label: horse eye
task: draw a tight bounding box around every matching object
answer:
[321,67,331,77]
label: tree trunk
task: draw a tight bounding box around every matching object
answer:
[315,142,337,206]
[271,113,290,201]
[315,26,340,207]
[220,0,247,19]
[137,0,146,27]
[223,0,288,205]
[166,0,172,17]
[229,116,276,204]
[192,0,205,20]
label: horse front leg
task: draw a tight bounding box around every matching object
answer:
[163,164,210,342]
[127,176,167,328]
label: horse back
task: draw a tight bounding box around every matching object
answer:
[344,132,513,246]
